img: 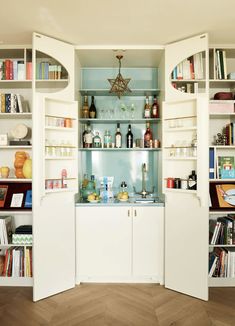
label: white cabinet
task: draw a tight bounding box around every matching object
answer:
[76,205,164,283]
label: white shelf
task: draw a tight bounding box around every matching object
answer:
[164,127,197,132]
[210,79,235,83]
[0,178,32,182]
[165,157,197,160]
[210,113,235,118]
[165,188,197,194]
[0,210,32,215]
[171,79,206,82]
[210,178,235,182]
[208,277,235,287]
[45,126,75,132]
[209,244,235,248]
[209,210,235,215]
[45,156,75,160]
[0,113,32,119]
[0,244,32,248]
[0,145,32,149]
[0,277,33,287]
[45,188,76,194]
[210,145,235,149]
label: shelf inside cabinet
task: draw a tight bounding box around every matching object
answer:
[45,114,76,120]
[45,188,76,194]
[79,148,161,152]
[165,157,197,161]
[79,118,161,124]
[209,244,235,248]
[164,115,196,121]
[45,126,75,132]
[0,244,33,248]
[79,89,160,96]
[0,80,32,89]
[210,178,235,182]
[45,156,75,160]
[171,79,206,83]
[210,145,235,149]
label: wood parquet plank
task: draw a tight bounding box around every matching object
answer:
[0,284,235,326]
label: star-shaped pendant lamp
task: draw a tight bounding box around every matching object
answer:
[108,55,131,98]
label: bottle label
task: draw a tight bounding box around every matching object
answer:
[85,133,92,144]
[144,109,151,118]
[115,135,122,148]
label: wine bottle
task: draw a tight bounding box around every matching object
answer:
[89,95,97,118]
[82,123,87,148]
[84,123,93,148]
[126,124,133,148]
[82,95,89,118]
[144,96,151,118]
[151,95,159,118]
[115,123,122,148]
[144,122,153,148]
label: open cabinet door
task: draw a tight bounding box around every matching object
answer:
[32,33,78,301]
[163,34,209,300]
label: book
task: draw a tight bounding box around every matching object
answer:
[0,216,13,245]
[217,156,235,179]
[209,148,215,179]
[24,190,32,208]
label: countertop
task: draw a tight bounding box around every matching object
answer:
[75,197,165,207]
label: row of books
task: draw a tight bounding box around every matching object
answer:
[171,53,204,80]
[209,247,235,278]
[0,216,13,245]
[0,93,25,113]
[36,62,63,80]
[1,247,32,277]
[215,49,227,80]
[209,150,235,179]
[0,60,32,80]
[209,215,235,245]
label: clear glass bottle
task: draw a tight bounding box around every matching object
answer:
[104,130,112,148]
[115,123,122,148]
[144,96,151,118]
[144,122,153,148]
[89,95,97,119]
[93,131,101,148]
[191,133,197,157]
[126,124,133,148]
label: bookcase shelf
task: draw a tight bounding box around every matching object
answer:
[0,277,33,287]
[208,277,235,287]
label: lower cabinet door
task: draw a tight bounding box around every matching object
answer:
[76,206,132,280]
[132,206,164,280]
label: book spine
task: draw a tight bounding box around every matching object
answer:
[26,62,32,80]
[209,148,215,179]
[5,60,11,80]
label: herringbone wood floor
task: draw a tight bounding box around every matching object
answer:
[0,284,234,326]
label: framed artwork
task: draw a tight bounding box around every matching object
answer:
[10,193,24,208]
[210,182,235,210]
[0,185,8,208]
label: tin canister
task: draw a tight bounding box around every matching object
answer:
[174,178,181,189]
[166,177,175,188]
[181,179,188,190]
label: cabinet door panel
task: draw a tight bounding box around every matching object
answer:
[133,207,164,279]
[76,207,132,278]
[33,33,77,301]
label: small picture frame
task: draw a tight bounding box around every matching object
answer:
[10,193,24,208]
[210,182,235,210]
[0,185,8,208]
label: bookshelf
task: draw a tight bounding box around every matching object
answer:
[0,47,33,286]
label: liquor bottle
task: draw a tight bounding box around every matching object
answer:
[104,130,112,148]
[82,95,89,118]
[188,170,197,190]
[84,123,93,148]
[151,95,159,118]
[89,95,97,118]
[144,96,151,118]
[93,131,101,148]
[115,123,122,148]
[61,169,68,188]
[144,122,153,148]
[82,123,87,148]
[126,124,133,148]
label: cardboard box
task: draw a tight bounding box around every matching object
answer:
[12,234,33,245]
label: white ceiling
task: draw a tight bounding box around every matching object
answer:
[1,0,235,47]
